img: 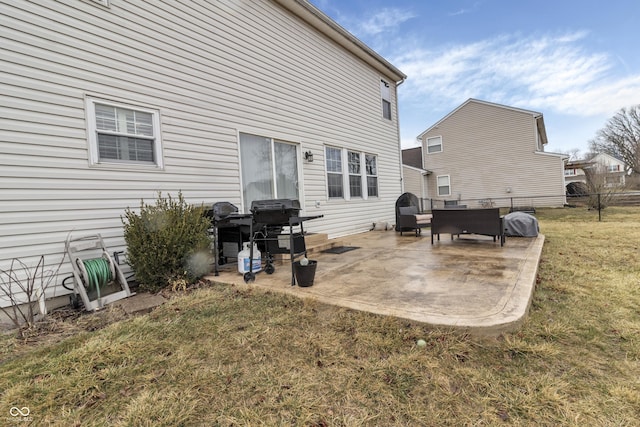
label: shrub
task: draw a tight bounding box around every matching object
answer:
[0,255,63,336]
[122,192,212,292]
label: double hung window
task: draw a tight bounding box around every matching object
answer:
[326,147,344,198]
[427,136,442,154]
[326,147,378,200]
[86,98,163,168]
[365,154,378,197]
[348,151,362,198]
[380,80,391,120]
[437,175,451,196]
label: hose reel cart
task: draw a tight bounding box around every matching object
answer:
[65,234,134,311]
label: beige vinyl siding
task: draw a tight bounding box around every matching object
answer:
[1,0,403,304]
[421,101,565,207]
[402,166,427,200]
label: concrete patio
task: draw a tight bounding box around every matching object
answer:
[205,230,545,336]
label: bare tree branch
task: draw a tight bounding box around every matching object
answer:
[590,105,640,174]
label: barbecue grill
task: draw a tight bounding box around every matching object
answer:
[206,201,252,276]
[251,198,301,225]
[246,199,322,285]
[206,199,322,285]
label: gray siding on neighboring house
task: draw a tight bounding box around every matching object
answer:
[419,100,565,207]
[402,146,422,169]
[0,0,404,303]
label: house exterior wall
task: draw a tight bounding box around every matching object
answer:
[401,165,428,200]
[419,100,566,208]
[564,167,587,184]
[0,0,404,303]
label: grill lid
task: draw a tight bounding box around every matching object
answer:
[211,201,239,220]
[250,199,301,213]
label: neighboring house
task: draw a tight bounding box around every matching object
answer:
[402,146,423,168]
[564,159,593,187]
[401,164,430,204]
[0,0,406,307]
[565,153,627,188]
[415,99,566,208]
[401,146,430,204]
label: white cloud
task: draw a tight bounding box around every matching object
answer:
[448,8,471,17]
[360,8,416,35]
[392,31,640,117]
[359,8,416,35]
[339,7,417,38]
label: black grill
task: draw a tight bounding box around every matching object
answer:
[250,198,301,225]
[208,198,322,286]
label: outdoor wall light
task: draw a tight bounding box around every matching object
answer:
[304,150,314,162]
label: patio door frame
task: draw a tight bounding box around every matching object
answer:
[238,131,303,213]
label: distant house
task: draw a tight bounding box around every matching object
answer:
[565,153,628,188]
[414,99,566,208]
[402,146,423,168]
[0,0,406,308]
[401,146,430,203]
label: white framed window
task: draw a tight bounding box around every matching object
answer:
[607,164,620,172]
[365,154,378,197]
[326,146,344,198]
[437,175,451,196]
[325,148,378,200]
[427,136,442,154]
[380,80,391,120]
[86,97,163,168]
[348,151,362,198]
[564,168,577,176]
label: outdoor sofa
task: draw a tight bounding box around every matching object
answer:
[431,208,505,246]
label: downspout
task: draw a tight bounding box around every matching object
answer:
[395,77,406,194]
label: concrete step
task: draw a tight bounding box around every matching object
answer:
[273,233,343,261]
[303,232,330,247]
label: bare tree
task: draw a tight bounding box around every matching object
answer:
[560,148,583,161]
[582,162,629,209]
[589,105,640,174]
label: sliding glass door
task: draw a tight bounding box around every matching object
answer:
[239,133,299,211]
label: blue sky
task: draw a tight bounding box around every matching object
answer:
[312,0,640,156]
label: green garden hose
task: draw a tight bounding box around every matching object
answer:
[82,257,113,299]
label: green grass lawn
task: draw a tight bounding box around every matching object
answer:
[1,207,639,426]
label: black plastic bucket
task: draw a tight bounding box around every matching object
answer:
[293,260,317,287]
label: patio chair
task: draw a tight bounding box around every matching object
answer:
[395,192,432,236]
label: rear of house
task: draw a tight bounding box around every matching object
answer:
[0,0,405,308]
[416,99,566,209]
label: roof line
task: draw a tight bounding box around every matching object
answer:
[416,98,546,141]
[273,0,406,83]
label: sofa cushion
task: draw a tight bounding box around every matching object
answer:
[415,214,432,224]
[398,206,418,215]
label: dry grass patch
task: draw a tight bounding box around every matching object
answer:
[1,206,639,426]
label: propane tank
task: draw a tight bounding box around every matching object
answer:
[237,242,261,274]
